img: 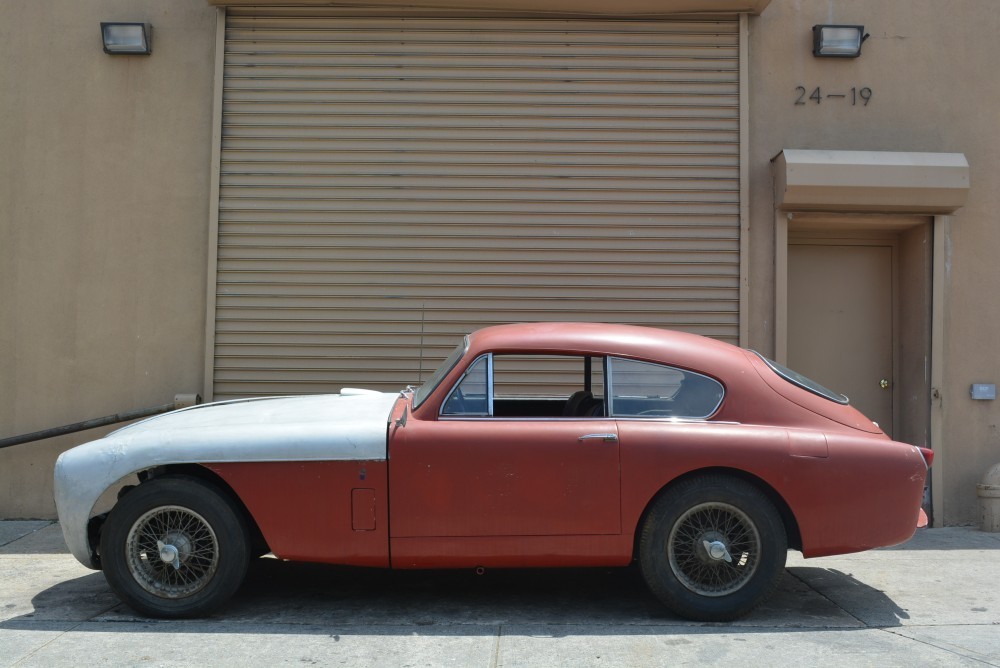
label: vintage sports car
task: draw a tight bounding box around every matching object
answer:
[54,323,932,621]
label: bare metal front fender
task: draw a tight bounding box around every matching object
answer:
[53,393,398,569]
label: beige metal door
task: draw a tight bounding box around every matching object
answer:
[787,243,894,435]
[212,9,741,399]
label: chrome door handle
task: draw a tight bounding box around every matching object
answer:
[578,433,618,443]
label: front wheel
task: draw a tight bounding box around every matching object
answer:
[100,476,250,618]
[639,475,787,621]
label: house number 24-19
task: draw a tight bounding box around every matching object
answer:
[794,86,872,106]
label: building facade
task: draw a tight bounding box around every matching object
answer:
[1,0,997,526]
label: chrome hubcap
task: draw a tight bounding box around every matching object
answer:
[703,539,732,563]
[158,541,181,568]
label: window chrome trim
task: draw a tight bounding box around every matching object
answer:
[612,417,739,425]
[435,415,740,425]
[487,354,495,417]
[606,355,617,417]
[438,416,614,422]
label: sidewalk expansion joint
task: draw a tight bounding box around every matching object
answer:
[489,624,503,668]
[785,569,867,628]
[879,627,999,666]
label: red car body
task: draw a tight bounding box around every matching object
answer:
[56,322,930,621]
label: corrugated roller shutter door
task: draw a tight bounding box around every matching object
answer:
[215,9,740,399]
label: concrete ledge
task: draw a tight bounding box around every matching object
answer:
[773,149,970,214]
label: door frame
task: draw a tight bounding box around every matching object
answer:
[775,211,944,525]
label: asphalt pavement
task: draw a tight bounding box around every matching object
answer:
[1,521,998,667]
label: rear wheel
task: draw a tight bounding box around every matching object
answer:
[639,475,787,621]
[100,476,250,618]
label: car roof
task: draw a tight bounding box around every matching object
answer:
[466,322,748,374]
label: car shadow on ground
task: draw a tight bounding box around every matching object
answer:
[2,560,907,633]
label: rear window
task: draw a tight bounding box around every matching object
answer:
[752,352,849,405]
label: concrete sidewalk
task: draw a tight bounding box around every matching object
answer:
[1,522,998,667]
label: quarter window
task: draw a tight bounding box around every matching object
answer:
[608,357,723,419]
[440,355,490,416]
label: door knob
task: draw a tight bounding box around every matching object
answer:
[879,379,890,389]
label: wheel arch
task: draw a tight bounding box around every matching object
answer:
[631,466,803,561]
[87,464,270,567]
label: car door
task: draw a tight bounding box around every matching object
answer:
[389,354,621,538]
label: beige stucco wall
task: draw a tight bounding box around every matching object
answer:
[2,0,997,526]
[0,1,217,517]
[747,1,1000,524]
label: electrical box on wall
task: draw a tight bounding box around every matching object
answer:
[971,384,996,400]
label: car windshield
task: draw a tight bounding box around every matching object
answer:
[752,352,849,405]
[413,338,468,408]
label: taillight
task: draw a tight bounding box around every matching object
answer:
[918,447,934,468]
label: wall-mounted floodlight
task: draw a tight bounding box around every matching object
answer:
[101,23,152,55]
[812,25,868,58]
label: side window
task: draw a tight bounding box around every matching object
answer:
[441,355,490,416]
[439,353,607,418]
[609,357,723,419]
[493,354,605,418]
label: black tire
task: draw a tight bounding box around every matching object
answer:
[99,476,250,618]
[639,475,787,621]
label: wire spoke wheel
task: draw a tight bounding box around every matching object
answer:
[640,476,787,621]
[125,505,220,599]
[668,501,761,597]
[101,476,251,618]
